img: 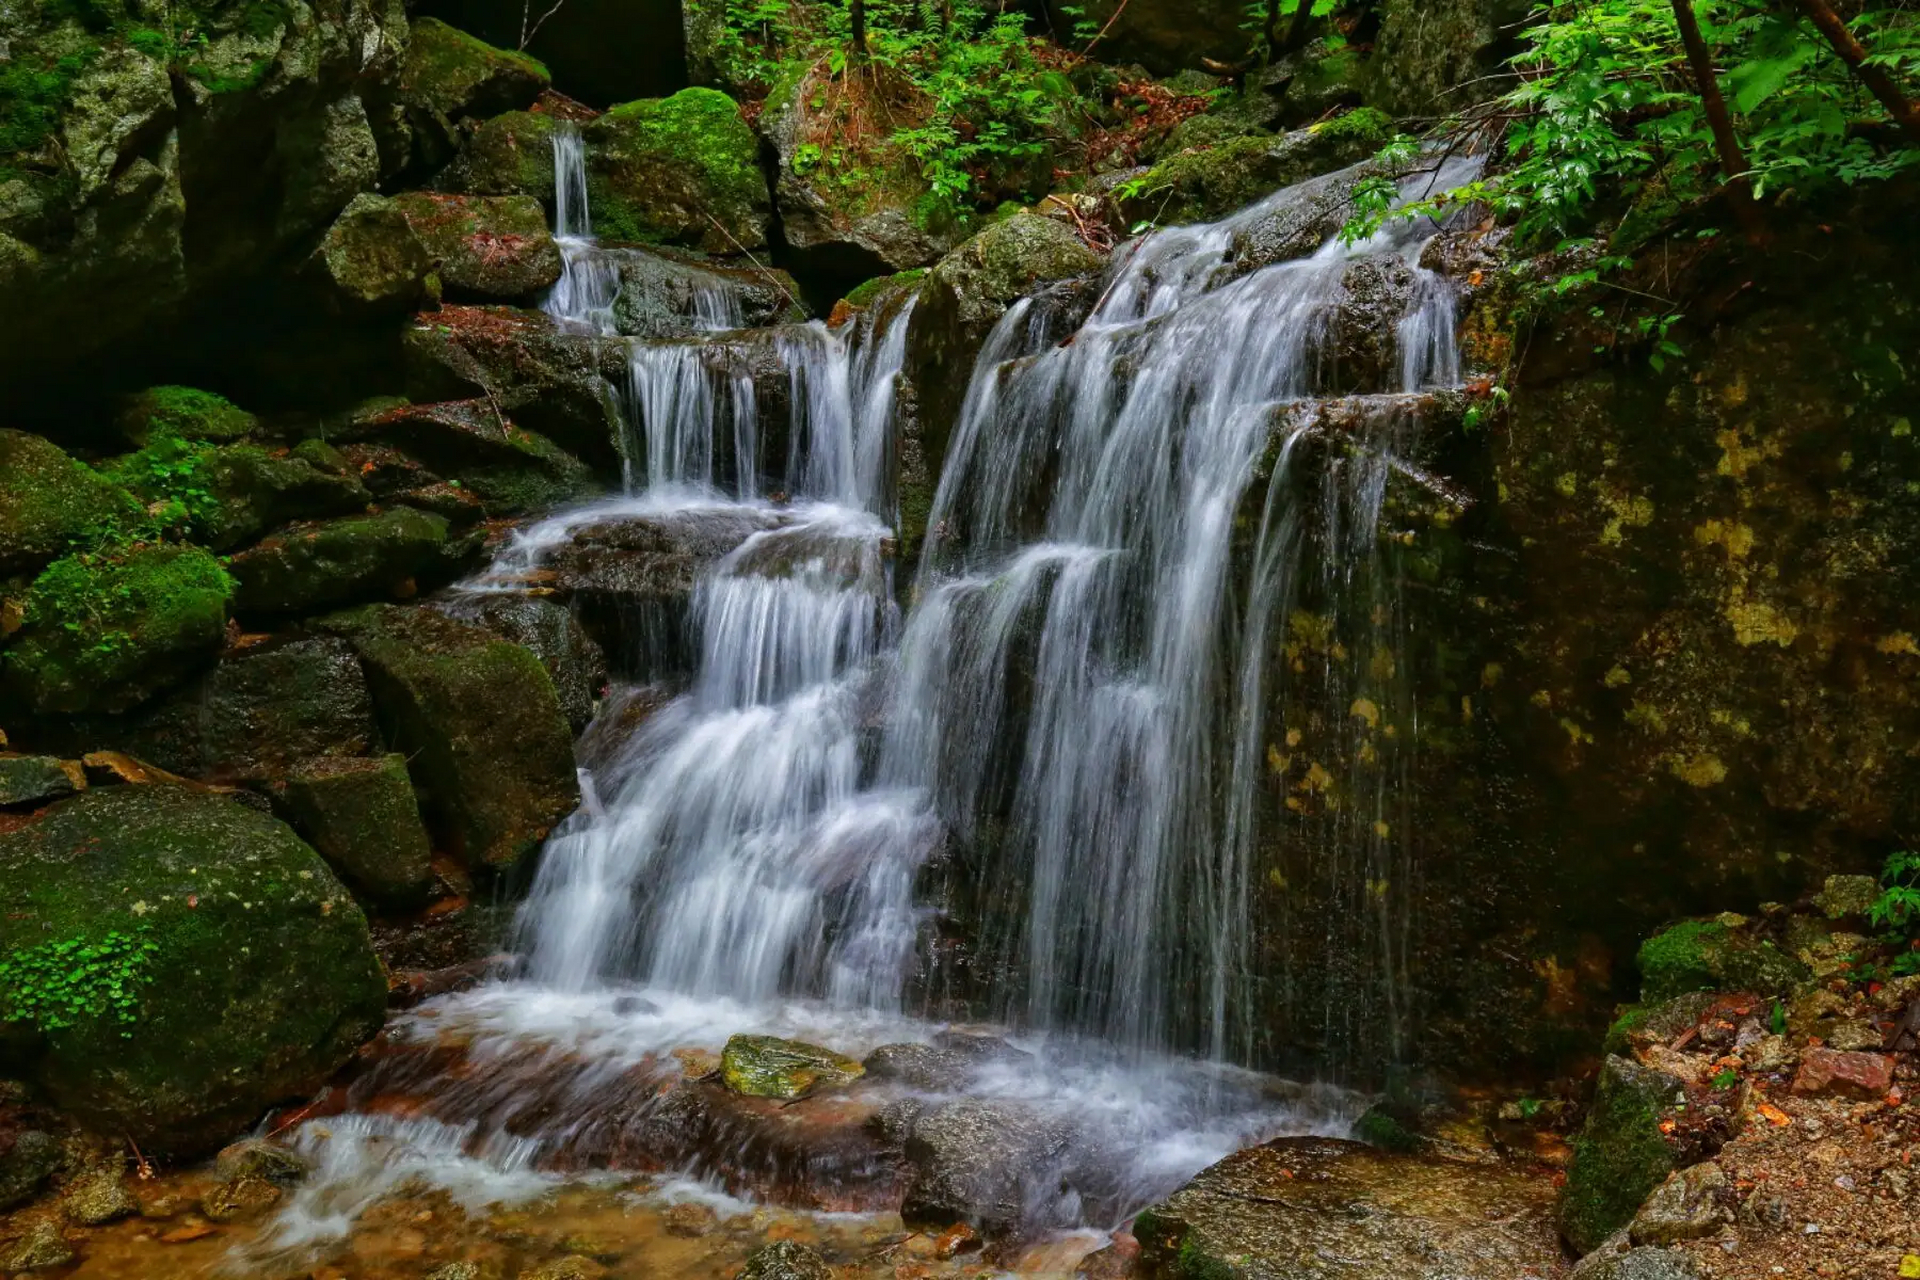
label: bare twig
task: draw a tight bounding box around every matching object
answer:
[1081,0,1131,56]
[701,211,807,318]
[520,0,568,50]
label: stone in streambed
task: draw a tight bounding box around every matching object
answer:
[720,1035,864,1101]
[214,1137,311,1186]
[62,1164,138,1225]
[0,1131,61,1211]
[0,787,387,1156]
[390,192,562,300]
[266,754,435,907]
[1791,1047,1893,1099]
[0,431,142,575]
[1572,1241,1703,1280]
[897,1099,1073,1236]
[1133,1135,1563,1280]
[739,1240,831,1280]
[0,757,83,809]
[2,1220,74,1271]
[2,544,233,715]
[227,506,476,615]
[318,604,579,873]
[1628,1162,1733,1245]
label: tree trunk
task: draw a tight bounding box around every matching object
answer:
[1669,0,1768,243]
[1786,0,1920,146]
[1284,0,1315,52]
[850,0,867,60]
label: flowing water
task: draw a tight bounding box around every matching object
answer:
[226,140,1483,1274]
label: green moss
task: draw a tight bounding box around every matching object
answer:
[842,268,926,310]
[119,386,258,446]
[1636,919,1808,1002]
[106,435,369,552]
[720,1034,864,1100]
[1125,126,1383,227]
[1602,1004,1650,1055]
[585,87,768,252]
[1559,1057,1678,1253]
[1310,105,1393,144]
[2,543,233,714]
[1351,1104,1423,1152]
[227,506,456,615]
[1174,1237,1237,1280]
[402,17,549,120]
[0,927,159,1034]
[0,429,143,574]
[0,48,98,157]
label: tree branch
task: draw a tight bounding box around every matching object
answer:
[1785,0,1920,146]
[1669,0,1769,244]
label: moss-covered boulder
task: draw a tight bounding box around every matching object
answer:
[320,605,579,872]
[267,754,434,906]
[720,1034,864,1100]
[0,431,142,575]
[389,192,561,300]
[582,87,769,251]
[400,17,551,169]
[1635,919,1809,1003]
[1132,1135,1564,1278]
[0,786,386,1155]
[434,109,560,204]
[2,545,233,715]
[106,438,371,553]
[311,192,437,312]
[116,387,258,448]
[340,400,597,514]
[1560,1057,1685,1255]
[1118,114,1391,229]
[227,506,475,615]
[434,594,606,732]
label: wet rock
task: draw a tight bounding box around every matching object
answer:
[228,507,474,616]
[1629,1162,1734,1245]
[402,305,628,475]
[0,1132,61,1211]
[1811,874,1879,920]
[862,1043,972,1092]
[720,1035,864,1101]
[0,757,82,810]
[267,755,436,906]
[391,192,563,301]
[426,1264,483,1280]
[1133,1135,1563,1279]
[340,400,597,516]
[401,18,552,170]
[0,431,141,575]
[1560,1057,1686,1255]
[583,88,770,252]
[213,1137,312,1186]
[608,247,806,338]
[519,1255,605,1280]
[898,1100,1073,1235]
[1323,257,1423,394]
[739,1240,832,1280]
[0,787,386,1156]
[106,438,372,553]
[320,604,580,873]
[1790,1048,1893,1099]
[1040,0,1248,75]
[433,594,607,732]
[311,192,437,312]
[62,1164,138,1225]
[2,544,232,715]
[1572,1240,1703,1280]
[199,1176,282,1222]
[661,1200,717,1237]
[1118,116,1390,230]
[2,1220,74,1271]
[1636,919,1809,1003]
[435,110,561,204]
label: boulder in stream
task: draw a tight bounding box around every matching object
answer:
[740,1240,833,1280]
[1132,1135,1563,1279]
[721,1034,865,1101]
[0,786,387,1155]
[896,1099,1076,1236]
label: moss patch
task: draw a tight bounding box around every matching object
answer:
[584,87,770,252]
[1636,919,1809,1002]
[1559,1056,1680,1253]
[118,386,258,447]
[721,1034,864,1100]
[0,429,142,574]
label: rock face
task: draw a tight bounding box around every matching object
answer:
[322,604,580,872]
[434,108,560,202]
[1132,1136,1564,1279]
[739,1240,833,1280]
[433,593,607,732]
[583,88,769,250]
[0,786,387,1155]
[3,545,233,715]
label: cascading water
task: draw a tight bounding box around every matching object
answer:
[243,141,1483,1270]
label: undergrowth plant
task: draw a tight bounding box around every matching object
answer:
[0,928,160,1036]
[1868,850,1920,977]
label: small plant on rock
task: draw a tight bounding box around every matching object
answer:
[1868,850,1920,977]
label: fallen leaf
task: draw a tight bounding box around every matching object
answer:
[160,1224,219,1244]
[1756,1102,1791,1127]
[1899,1256,1920,1279]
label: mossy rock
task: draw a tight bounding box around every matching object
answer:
[0,430,142,574]
[389,192,562,300]
[267,754,434,906]
[117,387,258,448]
[1635,920,1809,1003]
[400,17,549,168]
[318,604,579,873]
[1559,1056,1684,1255]
[839,268,926,314]
[720,1034,864,1100]
[0,756,81,809]
[2,544,232,715]
[583,87,770,252]
[106,437,370,553]
[312,192,436,312]
[342,400,598,516]
[0,786,386,1155]
[434,109,559,203]
[1119,123,1387,228]
[227,506,473,616]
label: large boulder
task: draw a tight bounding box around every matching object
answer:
[0,432,142,575]
[0,786,387,1155]
[582,87,770,251]
[433,108,560,204]
[338,400,597,515]
[432,593,607,732]
[390,192,562,299]
[897,1100,1075,1235]
[399,16,551,170]
[311,191,438,312]
[320,604,580,872]
[1634,919,1808,1003]
[116,386,259,448]
[2,545,233,715]
[1133,1136,1564,1279]
[267,754,436,906]
[227,506,477,615]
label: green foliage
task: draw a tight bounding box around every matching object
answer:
[0,48,97,157]
[1868,850,1920,977]
[112,430,221,531]
[0,928,159,1035]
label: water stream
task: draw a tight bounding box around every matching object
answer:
[238,133,1481,1271]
